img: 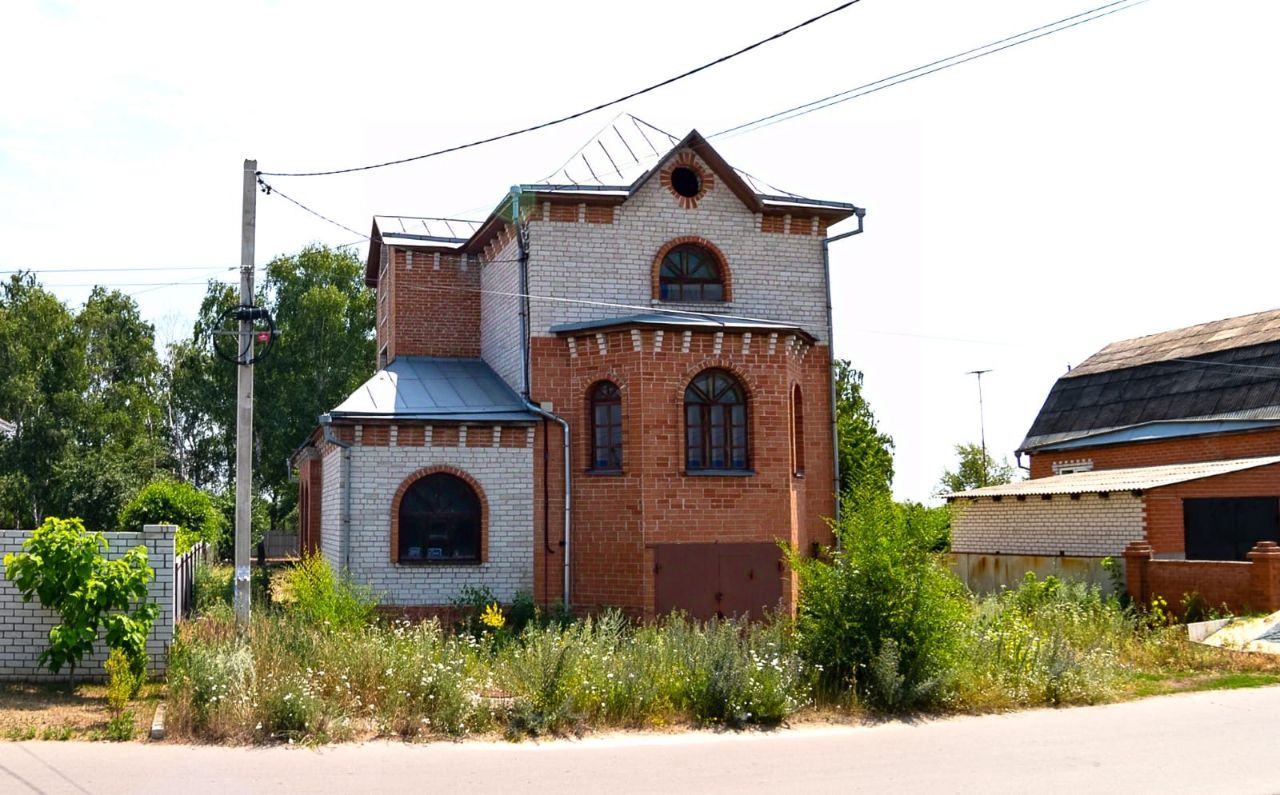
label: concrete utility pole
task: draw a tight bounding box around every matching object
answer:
[234,159,257,628]
[966,369,991,487]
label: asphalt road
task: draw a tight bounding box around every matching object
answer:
[3,686,1280,794]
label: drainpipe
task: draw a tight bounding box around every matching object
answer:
[525,402,571,609]
[822,207,866,537]
[319,413,353,572]
[511,186,532,399]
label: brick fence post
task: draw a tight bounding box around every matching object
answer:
[1247,540,1280,612]
[1123,541,1154,606]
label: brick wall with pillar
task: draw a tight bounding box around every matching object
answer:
[1124,538,1280,615]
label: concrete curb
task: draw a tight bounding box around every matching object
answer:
[150,703,166,740]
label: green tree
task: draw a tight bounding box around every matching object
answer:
[3,517,158,683]
[0,275,84,528]
[834,361,895,498]
[57,288,166,529]
[936,442,1018,495]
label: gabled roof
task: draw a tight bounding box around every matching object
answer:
[948,455,1280,499]
[365,128,863,286]
[1020,309,1280,453]
[329,357,538,422]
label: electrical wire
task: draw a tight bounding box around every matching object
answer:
[256,177,370,239]
[712,0,1149,139]
[257,1,863,178]
[0,265,237,275]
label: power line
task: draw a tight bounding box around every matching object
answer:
[256,177,370,239]
[0,265,236,275]
[713,0,1149,139]
[257,1,863,178]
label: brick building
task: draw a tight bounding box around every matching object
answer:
[949,310,1280,608]
[293,130,863,618]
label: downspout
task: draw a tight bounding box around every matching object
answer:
[511,186,532,400]
[319,413,353,572]
[822,207,866,542]
[526,402,571,609]
[509,185,572,608]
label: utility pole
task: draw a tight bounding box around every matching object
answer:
[966,369,991,487]
[234,159,257,628]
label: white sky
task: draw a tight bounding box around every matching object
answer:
[3,0,1278,503]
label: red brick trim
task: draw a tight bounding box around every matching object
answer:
[389,465,489,566]
[676,358,760,402]
[658,150,715,209]
[650,236,733,303]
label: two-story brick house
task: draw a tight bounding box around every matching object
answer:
[293,130,863,618]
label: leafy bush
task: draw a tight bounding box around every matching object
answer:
[105,648,144,712]
[119,479,224,554]
[104,711,136,741]
[276,553,377,632]
[788,491,969,709]
[3,516,158,682]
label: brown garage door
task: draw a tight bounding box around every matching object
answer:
[653,543,783,620]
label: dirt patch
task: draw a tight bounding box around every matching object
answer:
[0,683,159,741]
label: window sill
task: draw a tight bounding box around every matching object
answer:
[395,559,483,567]
[585,469,624,477]
[684,469,755,477]
[649,299,732,311]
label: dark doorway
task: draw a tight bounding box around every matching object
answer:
[653,543,783,620]
[1184,497,1280,560]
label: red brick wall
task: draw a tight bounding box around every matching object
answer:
[298,455,322,555]
[384,247,481,361]
[1126,541,1280,614]
[528,330,835,615]
[1030,427,1280,478]
[1144,462,1280,553]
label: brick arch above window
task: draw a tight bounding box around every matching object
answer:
[675,357,760,403]
[389,465,489,566]
[650,236,732,303]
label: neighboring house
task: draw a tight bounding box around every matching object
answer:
[0,418,13,439]
[950,309,1280,604]
[292,129,863,619]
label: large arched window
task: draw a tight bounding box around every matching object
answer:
[659,245,725,302]
[397,472,481,563]
[684,369,748,471]
[589,381,623,471]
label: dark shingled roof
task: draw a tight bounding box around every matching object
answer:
[1020,310,1280,453]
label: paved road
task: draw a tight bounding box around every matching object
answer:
[3,686,1280,794]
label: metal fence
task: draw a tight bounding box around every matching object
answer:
[174,542,206,621]
[259,530,299,560]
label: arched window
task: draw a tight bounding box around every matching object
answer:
[659,245,724,302]
[589,381,623,471]
[397,472,481,563]
[684,369,748,471]
[791,384,805,476]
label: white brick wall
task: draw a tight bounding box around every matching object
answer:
[319,438,534,605]
[0,524,176,680]
[526,151,831,343]
[950,494,1146,557]
[481,234,524,394]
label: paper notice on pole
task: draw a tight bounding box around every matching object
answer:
[235,565,251,583]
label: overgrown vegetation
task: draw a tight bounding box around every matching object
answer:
[118,479,226,554]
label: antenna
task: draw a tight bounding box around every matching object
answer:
[966,369,992,487]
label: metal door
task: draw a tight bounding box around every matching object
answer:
[653,543,783,620]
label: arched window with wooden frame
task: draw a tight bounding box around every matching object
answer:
[589,380,623,472]
[684,369,749,472]
[791,384,805,476]
[396,472,482,563]
[659,244,725,302]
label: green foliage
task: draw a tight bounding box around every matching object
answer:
[936,442,1018,496]
[956,573,1132,707]
[105,648,145,713]
[278,553,378,632]
[2,517,158,679]
[833,361,895,497]
[104,711,136,741]
[118,479,225,554]
[210,490,269,560]
[789,490,969,709]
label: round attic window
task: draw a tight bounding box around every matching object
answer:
[670,167,702,198]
